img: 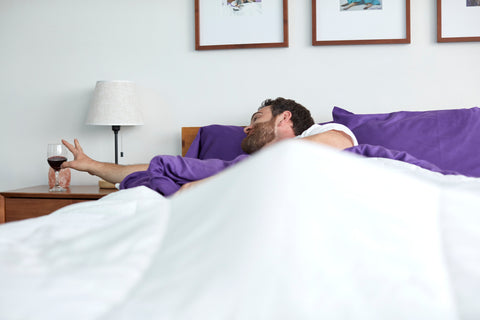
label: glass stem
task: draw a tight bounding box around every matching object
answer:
[55,170,60,187]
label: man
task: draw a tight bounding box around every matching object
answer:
[62,97,356,190]
[178,98,356,191]
[241,98,356,155]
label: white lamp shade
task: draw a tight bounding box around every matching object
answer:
[86,80,144,126]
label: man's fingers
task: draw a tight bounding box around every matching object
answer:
[61,161,71,169]
[62,139,85,156]
[74,139,84,152]
[62,139,75,153]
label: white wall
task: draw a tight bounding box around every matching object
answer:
[1,0,479,191]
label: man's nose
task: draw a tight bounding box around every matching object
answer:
[244,125,252,134]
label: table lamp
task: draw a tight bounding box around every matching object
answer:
[86,80,144,164]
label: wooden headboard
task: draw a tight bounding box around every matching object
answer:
[181,127,201,157]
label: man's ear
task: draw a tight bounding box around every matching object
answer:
[277,111,292,126]
[275,110,296,139]
[280,110,292,122]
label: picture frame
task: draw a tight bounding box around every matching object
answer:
[312,0,411,46]
[437,0,480,43]
[195,0,289,50]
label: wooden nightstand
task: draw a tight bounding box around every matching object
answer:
[0,185,117,223]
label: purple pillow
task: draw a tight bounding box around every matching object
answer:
[185,125,247,161]
[332,106,480,177]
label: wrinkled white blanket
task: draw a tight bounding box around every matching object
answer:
[1,140,479,320]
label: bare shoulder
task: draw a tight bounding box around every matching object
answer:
[300,130,354,150]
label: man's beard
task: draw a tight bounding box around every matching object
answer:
[241,119,276,154]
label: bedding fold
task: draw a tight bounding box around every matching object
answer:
[103,141,460,320]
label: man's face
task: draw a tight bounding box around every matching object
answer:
[241,106,277,154]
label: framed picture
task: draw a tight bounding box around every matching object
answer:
[437,0,480,42]
[312,0,411,45]
[195,0,288,50]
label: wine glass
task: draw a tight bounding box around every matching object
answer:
[47,143,68,192]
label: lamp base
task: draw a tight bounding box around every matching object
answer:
[99,179,116,189]
[112,125,120,164]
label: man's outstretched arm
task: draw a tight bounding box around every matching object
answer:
[61,139,149,184]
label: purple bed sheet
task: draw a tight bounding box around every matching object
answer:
[120,154,249,196]
[346,144,461,176]
[120,143,462,196]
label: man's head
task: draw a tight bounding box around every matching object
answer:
[241,97,314,154]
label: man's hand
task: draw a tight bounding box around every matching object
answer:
[178,180,202,192]
[177,177,212,193]
[61,139,96,174]
[61,138,149,184]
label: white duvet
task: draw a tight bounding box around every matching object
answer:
[1,140,479,320]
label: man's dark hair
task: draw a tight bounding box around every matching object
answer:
[260,97,315,136]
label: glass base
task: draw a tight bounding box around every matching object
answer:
[49,185,67,192]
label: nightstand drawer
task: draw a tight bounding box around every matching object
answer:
[1,186,117,223]
[5,198,88,222]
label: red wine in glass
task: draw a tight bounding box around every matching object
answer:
[48,156,67,171]
[47,144,68,192]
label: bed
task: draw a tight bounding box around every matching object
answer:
[1,106,480,320]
